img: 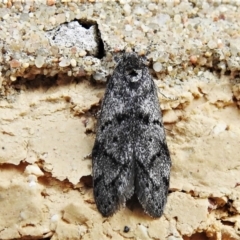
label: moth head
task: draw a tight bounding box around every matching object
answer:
[121,52,148,83]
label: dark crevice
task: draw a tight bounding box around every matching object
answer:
[80,175,93,188]
[78,20,95,29]
[183,232,211,240]
[0,161,28,173]
[221,220,234,227]
[85,128,94,135]
[95,23,105,59]
[12,74,78,91]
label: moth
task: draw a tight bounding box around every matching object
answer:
[92,52,171,218]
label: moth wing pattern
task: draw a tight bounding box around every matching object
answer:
[134,82,171,218]
[92,52,171,218]
[92,64,135,217]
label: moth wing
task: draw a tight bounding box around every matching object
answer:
[135,92,171,218]
[92,83,135,217]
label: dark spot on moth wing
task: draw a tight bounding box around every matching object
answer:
[113,136,118,143]
[153,119,162,127]
[138,112,150,125]
[162,176,170,193]
[100,120,112,132]
[116,113,128,124]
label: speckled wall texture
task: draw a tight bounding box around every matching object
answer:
[0,0,240,240]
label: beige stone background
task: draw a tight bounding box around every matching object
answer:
[0,0,240,239]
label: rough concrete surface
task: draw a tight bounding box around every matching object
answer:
[0,1,240,240]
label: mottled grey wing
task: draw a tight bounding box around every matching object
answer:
[134,87,171,218]
[92,83,135,217]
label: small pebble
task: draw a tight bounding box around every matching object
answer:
[125,24,132,31]
[35,55,45,68]
[10,59,21,68]
[59,58,70,67]
[123,4,131,15]
[153,62,163,72]
[207,40,217,49]
[70,59,77,67]
[10,75,16,81]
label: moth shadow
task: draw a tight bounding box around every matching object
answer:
[126,193,144,213]
[126,193,153,220]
